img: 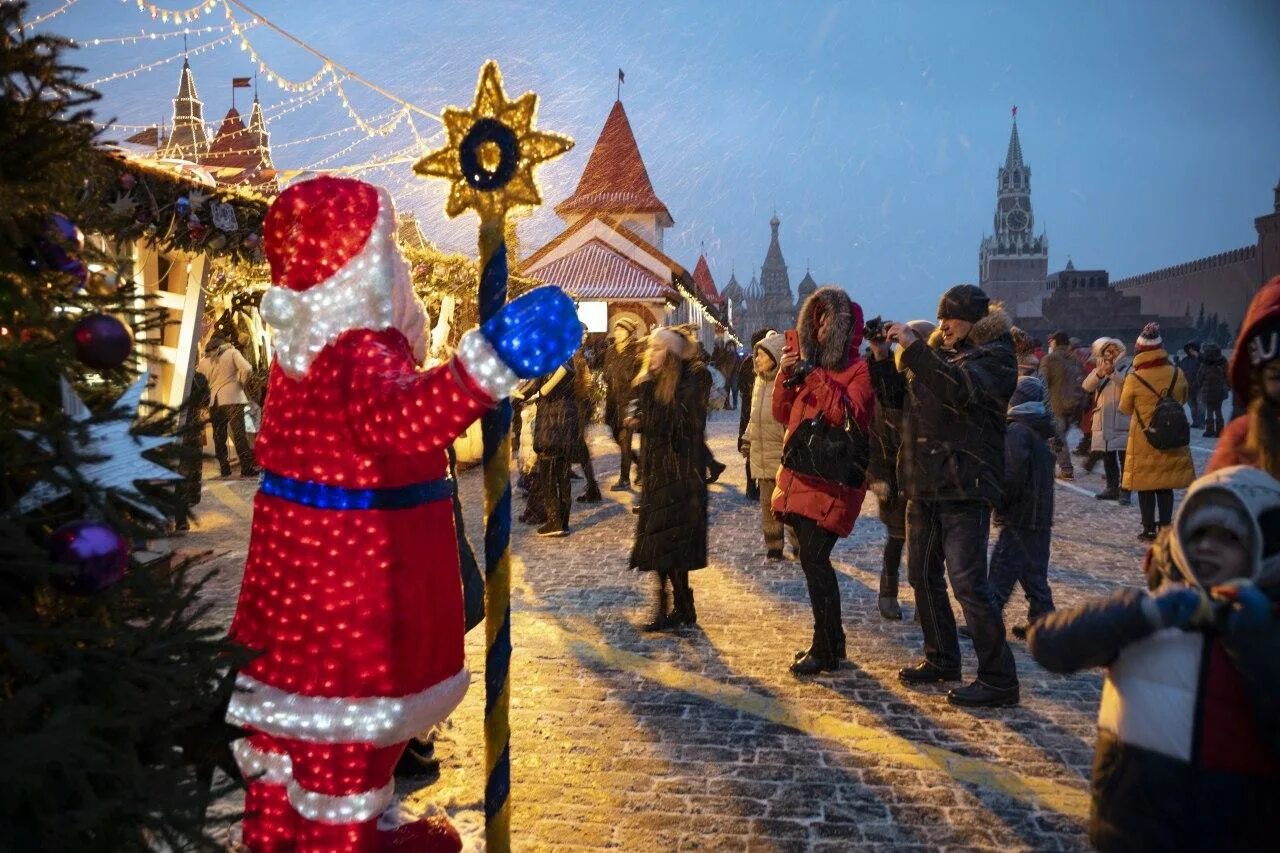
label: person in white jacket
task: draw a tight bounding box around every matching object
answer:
[742,332,790,559]
[196,336,258,478]
[1082,337,1132,504]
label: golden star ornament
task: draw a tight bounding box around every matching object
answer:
[414,61,573,221]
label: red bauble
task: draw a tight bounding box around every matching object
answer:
[73,313,133,369]
[49,520,128,595]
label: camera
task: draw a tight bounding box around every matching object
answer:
[864,315,887,343]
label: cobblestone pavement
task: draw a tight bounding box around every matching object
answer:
[185,411,1222,851]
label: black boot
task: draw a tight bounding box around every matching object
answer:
[671,571,697,626]
[1083,451,1103,475]
[577,484,603,503]
[641,572,673,632]
[790,651,838,675]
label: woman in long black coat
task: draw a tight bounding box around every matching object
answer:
[628,327,710,631]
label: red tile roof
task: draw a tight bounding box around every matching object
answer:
[692,254,722,304]
[532,239,676,302]
[201,106,275,189]
[554,100,672,225]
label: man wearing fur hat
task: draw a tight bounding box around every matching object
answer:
[224,176,579,851]
[884,284,1020,707]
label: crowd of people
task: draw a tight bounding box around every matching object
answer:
[507,273,1280,847]
[192,260,1280,849]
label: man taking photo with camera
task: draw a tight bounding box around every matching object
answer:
[873,284,1020,707]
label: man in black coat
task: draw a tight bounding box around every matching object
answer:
[882,284,1019,708]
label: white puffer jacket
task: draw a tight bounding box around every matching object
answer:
[745,332,787,478]
[1082,340,1131,453]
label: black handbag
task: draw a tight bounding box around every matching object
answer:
[781,397,870,489]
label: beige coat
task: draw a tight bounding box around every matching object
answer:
[1119,348,1195,491]
[197,343,252,407]
[1082,358,1132,452]
[745,333,786,478]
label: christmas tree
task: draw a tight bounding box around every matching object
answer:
[1,4,241,849]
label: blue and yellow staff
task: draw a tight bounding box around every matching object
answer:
[415,61,573,852]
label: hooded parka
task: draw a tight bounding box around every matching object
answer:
[1082,339,1132,453]
[771,288,874,538]
[1028,467,1280,852]
[1210,275,1280,474]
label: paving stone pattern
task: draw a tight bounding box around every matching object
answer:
[186,411,1221,851]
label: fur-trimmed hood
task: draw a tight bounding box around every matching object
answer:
[966,305,1012,347]
[797,286,864,370]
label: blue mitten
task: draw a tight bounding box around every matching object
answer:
[1152,586,1208,629]
[481,286,579,379]
[1219,581,1274,632]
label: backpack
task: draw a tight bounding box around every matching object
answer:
[1131,369,1189,450]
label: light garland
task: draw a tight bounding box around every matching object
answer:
[127,0,221,25]
[297,116,403,172]
[222,0,439,119]
[84,26,248,88]
[73,22,237,46]
[19,0,80,31]
[334,79,410,137]
[94,78,335,141]
[222,4,333,94]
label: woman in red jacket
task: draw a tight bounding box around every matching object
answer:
[774,286,875,675]
[1208,275,1280,478]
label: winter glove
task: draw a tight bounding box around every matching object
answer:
[1150,586,1212,630]
[480,285,579,379]
[1212,580,1275,633]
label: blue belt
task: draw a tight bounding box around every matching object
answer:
[260,470,455,510]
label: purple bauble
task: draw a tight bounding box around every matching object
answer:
[73,313,133,370]
[49,520,128,595]
[33,213,88,288]
[48,212,85,254]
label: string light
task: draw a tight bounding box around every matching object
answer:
[223,0,439,119]
[84,26,250,88]
[221,4,332,94]
[298,117,405,172]
[127,0,221,25]
[73,22,237,46]
[334,80,410,137]
[19,0,80,31]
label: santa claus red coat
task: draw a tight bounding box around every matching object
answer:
[225,177,519,852]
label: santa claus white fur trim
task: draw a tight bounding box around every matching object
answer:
[226,668,469,747]
[259,186,422,379]
[288,778,396,825]
[456,328,519,401]
[231,737,293,786]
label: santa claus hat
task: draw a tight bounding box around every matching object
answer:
[1134,322,1163,354]
[258,176,404,378]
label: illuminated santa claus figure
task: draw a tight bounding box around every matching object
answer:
[225,175,578,852]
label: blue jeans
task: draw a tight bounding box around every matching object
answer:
[907,500,1017,687]
[988,524,1054,622]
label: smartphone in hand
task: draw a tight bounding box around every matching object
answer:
[784,328,800,354]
